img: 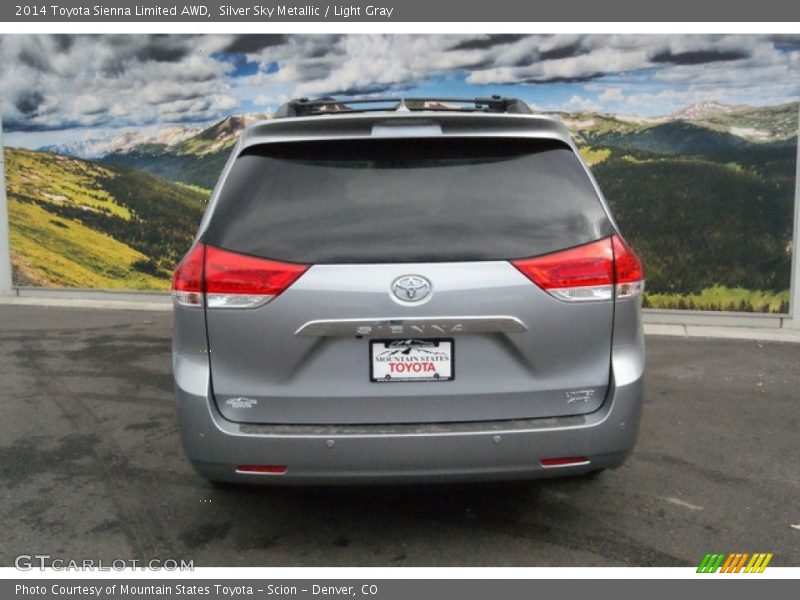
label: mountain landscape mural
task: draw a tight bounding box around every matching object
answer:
[2,34,799,310]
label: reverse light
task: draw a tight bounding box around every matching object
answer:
[171,243,309,309]
[511,235,643,302]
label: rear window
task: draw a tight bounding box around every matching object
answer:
[202,137,614,263]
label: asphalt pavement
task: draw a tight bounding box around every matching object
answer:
[0,305,798,567]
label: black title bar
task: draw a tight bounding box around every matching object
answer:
[3,0,799,22]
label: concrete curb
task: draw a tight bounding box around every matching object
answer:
[0,295,171,312]
[643,308,792,329]
[644,322,800,343]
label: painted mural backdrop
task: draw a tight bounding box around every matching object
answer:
[2,34,799,311]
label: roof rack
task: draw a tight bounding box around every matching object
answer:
[273,96,533,118]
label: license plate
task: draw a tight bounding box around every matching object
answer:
[370,339,454,382]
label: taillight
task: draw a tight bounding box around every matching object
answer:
[171,243,309,309]
[172,243,204,307]
[511,235,643,302]
[205,245,309,308]
[611,234,645,299]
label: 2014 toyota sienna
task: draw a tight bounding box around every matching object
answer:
[172,96,645,485]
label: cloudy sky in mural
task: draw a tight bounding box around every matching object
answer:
[2,34,799,146]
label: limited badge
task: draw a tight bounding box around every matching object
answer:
[225,397,257,409]
[565,389,595,404]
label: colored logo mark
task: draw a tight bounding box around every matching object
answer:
[697,553,773,573]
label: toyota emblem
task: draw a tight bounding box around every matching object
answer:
[392,275,431,302]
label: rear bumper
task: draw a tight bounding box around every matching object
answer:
[175,342,644,485]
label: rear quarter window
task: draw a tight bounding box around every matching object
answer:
[202,137,614,263]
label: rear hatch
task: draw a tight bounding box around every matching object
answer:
[199,136,617,425]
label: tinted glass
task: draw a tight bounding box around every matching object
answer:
[202,137,613,263]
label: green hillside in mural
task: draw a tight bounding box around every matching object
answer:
[4,147,206,289]
[565,103,797,312]
[593,154,792,312]
[3,102,797,312]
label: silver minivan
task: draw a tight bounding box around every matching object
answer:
[172,97,645,484]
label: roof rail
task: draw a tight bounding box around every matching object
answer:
[273,95,533,118]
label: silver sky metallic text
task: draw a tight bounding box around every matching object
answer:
[219,5,395,18]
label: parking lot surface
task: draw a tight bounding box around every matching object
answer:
[1,305,798,567]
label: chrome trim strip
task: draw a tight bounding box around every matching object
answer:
[294,316,528,337]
